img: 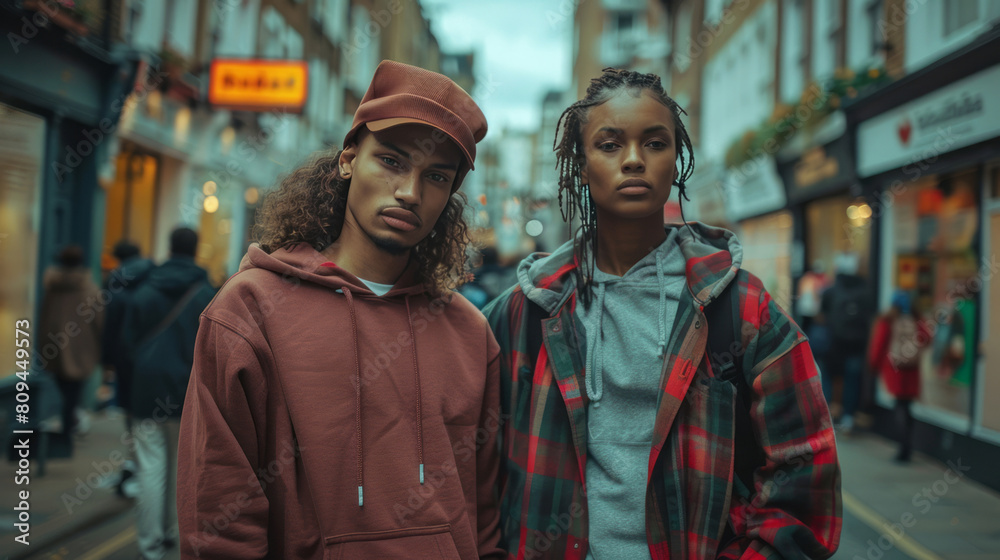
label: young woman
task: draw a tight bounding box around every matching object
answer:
[484,69,841,559]
[867,290,929,463]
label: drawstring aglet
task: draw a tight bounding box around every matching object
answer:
[358,486,364,507]
[419,464,425,484]
[658,341,666,357]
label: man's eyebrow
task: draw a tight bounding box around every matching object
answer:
[378,140,411,160]
[378,139,459,171]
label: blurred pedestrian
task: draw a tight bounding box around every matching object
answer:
[484,68,840,559]
[867,290,929,462]
[177,61,502,559]
[38,245,103,448]
[100,239,154,495]
[819,252,874,432]
[796,259,829,331]
[125,227,214,560]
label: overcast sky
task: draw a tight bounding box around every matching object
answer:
[423,0,574,134]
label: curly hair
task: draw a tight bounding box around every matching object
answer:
[252,149,473,296]
[553,67,696,306]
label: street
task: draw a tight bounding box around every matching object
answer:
[1,410,996,560]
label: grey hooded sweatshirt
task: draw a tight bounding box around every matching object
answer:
[514,223,745,559]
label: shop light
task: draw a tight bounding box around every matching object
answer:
[526,220,544,237]
[203,181,217,196]
[175,107,192,146]
[245,187,259,205]
[147,90,163,120]
[858,204,873,219]
[204,195,220,213]
[221,126,236,155]
[846,205,859,220]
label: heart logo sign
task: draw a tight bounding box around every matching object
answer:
[898,119,912,146]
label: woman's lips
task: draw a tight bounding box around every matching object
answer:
[617,178,653,195]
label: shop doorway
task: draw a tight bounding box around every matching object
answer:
[102,149,159,270]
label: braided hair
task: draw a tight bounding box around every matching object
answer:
[553,68,696,306]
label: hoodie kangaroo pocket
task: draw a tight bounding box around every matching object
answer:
[326,524,461,560]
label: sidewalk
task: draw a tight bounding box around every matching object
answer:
[0,409,133,560]
[1,410,998,560]
[834,430,1000,559]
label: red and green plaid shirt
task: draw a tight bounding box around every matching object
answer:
[483,228,841,559]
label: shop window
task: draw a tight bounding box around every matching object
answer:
[0,104,45,377]
[739,210,795,311]
[806,195,872,280]
[198,181,234,287]
[103,152,159,270]
[890,170,979,419]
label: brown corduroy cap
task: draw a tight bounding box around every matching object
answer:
[344,60,488,190]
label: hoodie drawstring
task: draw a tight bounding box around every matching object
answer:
[343,287,365,507]
[405,295,425,486]
[584,282,607,407]
[346,289,426,508]
[656,253,668,357]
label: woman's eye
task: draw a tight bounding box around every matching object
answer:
[599,142,618,151]
[428,173,449,183]
[647,140,668,149]
[381,156,401,167]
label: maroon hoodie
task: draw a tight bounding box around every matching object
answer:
[177,242,503,559]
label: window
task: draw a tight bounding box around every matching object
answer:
[866,0,884,57]
[828,0,845,69]
[0,104,44,382]
[781,0,806,101]
[673,4,693,73]
[944,0,979,36]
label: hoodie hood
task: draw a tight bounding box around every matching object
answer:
[517,221,744,314]
[239,242,430,507]
[239,242,427,298]
[44,266,94,292]
[145,256,210,296]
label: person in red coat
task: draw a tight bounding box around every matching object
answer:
[868,290,928,462]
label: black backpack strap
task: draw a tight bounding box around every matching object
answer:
[704,278,765,497]
[526,299,546,366]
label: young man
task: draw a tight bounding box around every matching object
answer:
[177,61,502,559]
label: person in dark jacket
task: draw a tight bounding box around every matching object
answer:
[819,252,874,433]
[101,240,154,423]
[125,227,214,560]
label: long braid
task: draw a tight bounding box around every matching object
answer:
[553,68,696,306]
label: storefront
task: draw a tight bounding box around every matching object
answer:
[0,10,139,378]
[848,28,1000,491]
[724,156,794,310]
[776,122,873,323]
[0,104,46,377]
